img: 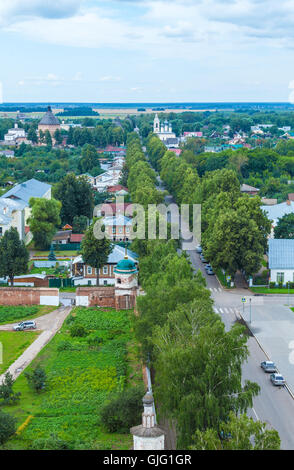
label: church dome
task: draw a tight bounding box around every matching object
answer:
[39,106,60,126]
[114,258,137,274]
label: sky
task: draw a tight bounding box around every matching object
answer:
[1,0,294,102]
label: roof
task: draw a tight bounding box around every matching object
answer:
[103,215,133,226]
[262,201,294,223]
[288,193,294,201]
[39,106,60,126]
[53,230,72,241]
[1,179,51,205]
[269,239,294,269]
[70,233,84,243]
[107,185,128,193]
[100,202,133,216]
[240,184,259,192]
[114,258,137,274]
[72,244,138,265]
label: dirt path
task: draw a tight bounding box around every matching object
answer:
[0,306,72,383]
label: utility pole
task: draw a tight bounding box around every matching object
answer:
[249,297,252,324]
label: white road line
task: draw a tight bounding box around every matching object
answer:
[224,308,229,314]
[209,288,213,292]
[252,407,260,421]
[218,288,222,292]
[213,307,219,314]
[219,308,224,314]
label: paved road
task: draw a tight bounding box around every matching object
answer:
[154,168,294,449]
[0,306,72,383]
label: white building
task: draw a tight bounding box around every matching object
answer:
[4,123,26,143]
[0,178,52,241]
[153,114,177,142]
[269,239,294,285]
[130,392,165,450]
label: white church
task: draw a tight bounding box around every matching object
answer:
[153,114,177,141]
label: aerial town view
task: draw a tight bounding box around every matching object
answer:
[0,0,294,462]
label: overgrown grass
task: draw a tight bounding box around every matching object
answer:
[1,307,142,450]
[0,305,57,325]
[0,331,40,373]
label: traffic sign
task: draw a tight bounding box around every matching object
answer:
[242,297,246,303]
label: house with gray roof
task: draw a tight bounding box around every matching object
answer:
[269,239,294,285]
[0,178,51,241]
[262,200,294,237]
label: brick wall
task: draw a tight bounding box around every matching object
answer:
[76,287,116,308]
[0,287,59,305]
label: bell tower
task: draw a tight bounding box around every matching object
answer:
[153,114,160,134]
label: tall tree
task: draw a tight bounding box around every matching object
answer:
[274,213,294,239]
[152,300,260,448]
[28,197,61,249]
[0,228,29,286]
[53,173,94,225]
[191,412,280,450]
[81,221,113,286]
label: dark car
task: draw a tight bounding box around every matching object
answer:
[200,254,208,263]
[13,320,37,331]
[260,361,276,373]
[196,245,202,253]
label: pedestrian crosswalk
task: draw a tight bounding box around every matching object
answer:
[209,287,223,293]
[213,306,240,316]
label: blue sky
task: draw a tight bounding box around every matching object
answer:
[1,0,294,102]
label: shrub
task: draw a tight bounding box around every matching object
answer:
[57,340,83,352]
[0,410,17,444]
[86,332,103,349]
[269,282,276,288]
[0,372,21,405]
[30,433,71,450]
[69,323,88,338]
[25,366,47,393]
[100,385,145,433]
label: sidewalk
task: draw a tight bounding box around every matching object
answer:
[240,303,294,394]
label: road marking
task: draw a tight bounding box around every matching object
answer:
[213,307,219,314]
[252,407,260,421]
[218,288,222,292]
[209,288,213,292]
[219,308,224,314]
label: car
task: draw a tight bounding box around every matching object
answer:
[205,264,212,270]
[260,361,276,373]
[200,254,208,263]
[196,245,202,253]
[206,268,215,275]
[13,320,37,331]
[270,373,285,386]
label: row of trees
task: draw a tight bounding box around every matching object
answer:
[126,133,279,449]
[147,135,272,280]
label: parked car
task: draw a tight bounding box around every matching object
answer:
[196,245,202,253]
[200,254,208,263]
[205,264,212,270]
[13,321,37,331]
[206,268,215,275]
[270,373,285,386]
[260,361,276,373]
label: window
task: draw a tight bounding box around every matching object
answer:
[87,266,92,275]
[0,227,2,236]
[104,280,107,286]
[277,272,284,284]
[112,226,116,234]
[119,227,123,233]
[103,266,108,274]
[126,227,130,233]
[117,278,121,284]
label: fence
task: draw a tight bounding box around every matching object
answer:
[52,243,81,251]
[49,278,73,288]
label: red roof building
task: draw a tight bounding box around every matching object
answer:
[70,233,85,243]
[107,185,128,193]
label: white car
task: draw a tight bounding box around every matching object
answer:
[13,320,37,331]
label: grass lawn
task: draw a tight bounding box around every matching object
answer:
[0,305,57,325]
[0,331,40,374]
[1,307,142,450]
[215,268,233,288]
[33,251,77,258]
[251,287,294,294]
